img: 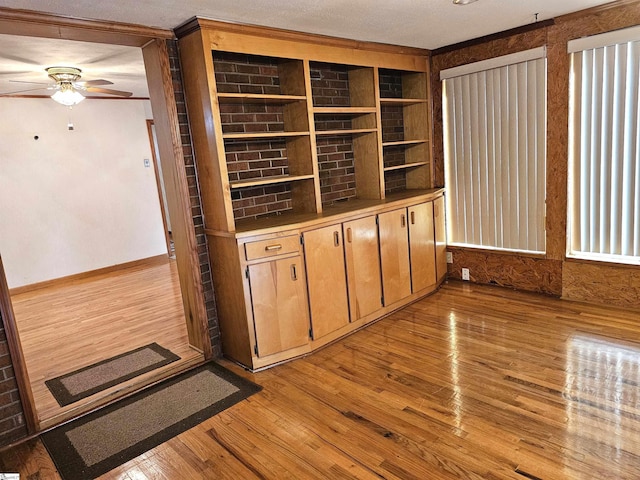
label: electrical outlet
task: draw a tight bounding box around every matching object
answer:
[446,252,453,264]
[144,158,151,168]
[461,268,470,281]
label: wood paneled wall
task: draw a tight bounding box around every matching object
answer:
[432,0,640,306]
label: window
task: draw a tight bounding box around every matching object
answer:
[441,48,547,253]
[568,26,640,265]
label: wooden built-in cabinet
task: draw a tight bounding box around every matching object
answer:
[177,18,445,370]
[343,215,383,321]
[303,225,350,340]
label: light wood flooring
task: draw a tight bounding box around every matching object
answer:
[10,257,203,429]
[3,280,640,479]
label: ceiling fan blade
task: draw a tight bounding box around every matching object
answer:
[8,80,51,85]
[85,86,133,97]
[77,79,113,87]
[0,86,51,95]
[0,70,33,77]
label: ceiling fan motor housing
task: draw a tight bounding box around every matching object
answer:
[46,66,82,83]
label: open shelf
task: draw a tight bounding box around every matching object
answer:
[315,128,377,136]
[230,174,315,189]
[379,98,427,106]
[313,106,377,114]
[383,162,429,172]
[382,139,428,147]
[218,93,307,104]
[223,131,310,140]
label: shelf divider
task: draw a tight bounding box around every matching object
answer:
[223,131,310,140]
[217,93,307,104]
[383,162,429,172]
[230,174,316,189]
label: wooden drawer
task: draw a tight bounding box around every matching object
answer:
[244,235,300,261]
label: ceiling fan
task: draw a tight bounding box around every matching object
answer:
[0,66,133,105]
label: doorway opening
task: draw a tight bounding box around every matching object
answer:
[0,25,209,431]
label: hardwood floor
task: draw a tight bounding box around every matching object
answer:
[3,280,640,479]
[10,257,203,430]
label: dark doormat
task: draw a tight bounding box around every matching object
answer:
[41,362,261,480]
[45,343,180,407]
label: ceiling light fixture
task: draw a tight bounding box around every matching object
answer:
[46,67,85,106]
[51,81,85,106]
[453,0,479,5]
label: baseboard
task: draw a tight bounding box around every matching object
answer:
[9,254,170,296]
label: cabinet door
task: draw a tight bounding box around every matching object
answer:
[303,225,350,339]
[343,216,383,320]
[248,257,310,357]
[434,196,448,281]
[378,208,411,306]
[408,202,436,292]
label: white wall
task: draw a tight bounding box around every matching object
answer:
[0,98,168,288]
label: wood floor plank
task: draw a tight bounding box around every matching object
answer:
[9,258,203,428]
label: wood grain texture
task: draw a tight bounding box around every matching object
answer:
[0,7,172,47]
[303,225,350,339]
[143,39,211,356]
[10,258,203,430]
[248,257,310,357]
[563,260,640,309]
[408,202,436,292]
[343,215,383,320]
[5,281,640,479]
[447,247,562,296]
[378,208,412,304]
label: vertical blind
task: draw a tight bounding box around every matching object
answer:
[441,49,547,253]
[568,27,640,262]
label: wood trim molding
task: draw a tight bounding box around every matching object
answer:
[0,257,37,435]
[8,255,170,296]
[432,19,554,56]
[0,6,173,46]
[175,17,431,56]
[555,0,640,23]
[142,39,213,358]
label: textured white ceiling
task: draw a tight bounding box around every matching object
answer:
[1,0,613,49]
[0,0,614,99]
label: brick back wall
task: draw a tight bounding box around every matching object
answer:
[379,70,406,172]
[169,40,221,357]
[0,319,27,447]
[311,64,356,205]
[384,170,407,195]
[316,136,356,205]
[213,52,281,95]
[310,62,350,106]
[231,185,292,219]
[211,52,298,221]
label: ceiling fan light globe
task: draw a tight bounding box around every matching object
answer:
[51,88,85,106]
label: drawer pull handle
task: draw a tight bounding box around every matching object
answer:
[334,231,340,247]
[264,244,283,252]
[346,227,352,243]
[410,211,415,225]
[401,214,406,228]
[291,264,297,281]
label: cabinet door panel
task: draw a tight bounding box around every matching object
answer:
[434,196,448,281]
[378,208,411,306]
[303,225,350,339]
[344,216,382,320]
[249,258,310,357]
[408,202,436,292]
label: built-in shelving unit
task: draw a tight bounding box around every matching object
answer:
[178,20,434,231]
[177,17,441,372]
